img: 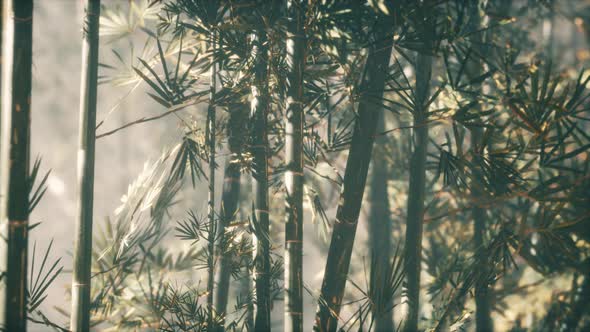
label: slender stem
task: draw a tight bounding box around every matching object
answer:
[207,27,218,313]
[240,177,255,330]
[251,30,271,331]
[325,82,332,147]
[314,13,395,332]
[96,105,196,139]
[70,1,101,331]
[213,104,246,326]
[466,2,494,330]
[402,48,433,332]
[285,1,306,331]
[205,1,220,318]
[471,127,494,332]
[368,111,394,331]
[0,1,33,330]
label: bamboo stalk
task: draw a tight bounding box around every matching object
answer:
[465,3,494,331]
[213,104,246,326]
[241,260,255,330]
[0,1,34,330]
[284,1,306,331]
[70,1,101,331]
[314,12,395,332]
[207,6,218,313]
[402,40,433,332]
[368,111,394,331]
[472,169,493,332]
[240,176,255,330]
[471,119,492,332]
[250,30,271,331]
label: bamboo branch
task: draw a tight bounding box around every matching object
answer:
[96,100,201,139]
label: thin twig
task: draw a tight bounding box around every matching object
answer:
[96,100,203,139]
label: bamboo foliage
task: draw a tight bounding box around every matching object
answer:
[70,1,101,331]
[0,1,34,330]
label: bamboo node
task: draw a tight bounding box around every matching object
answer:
[284,311,304,315]
[72,283,89,287]
[9,220,28,228]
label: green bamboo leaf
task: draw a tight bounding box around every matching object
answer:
[133,66,170,101]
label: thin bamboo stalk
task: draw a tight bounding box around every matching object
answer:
[240,177,255,330]
[284,0,306,331]
[251,30,271,331]
[368,111,394,331]
[402,44,433,332]
[70,1,101,331]
[0,1,34,330]
[207,16,218,314]
[213,105,246,325]
[466,3,494,331]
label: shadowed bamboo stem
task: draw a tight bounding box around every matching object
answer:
[213,105,246,328]
[368,111,394,331]
[314,11,395,332]
[467,3,493,330]
[0,1,34,330]
[70,1,101,331]
[240,177,255,330]
[207,10,218,313]
[284,0,306,331]
[402,44,433,332]
[251,30,271,331]
[472,127,493,332]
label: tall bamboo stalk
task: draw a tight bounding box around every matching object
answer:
[465,3,493,331]
[284,0,306,331]
[0,1,33,330]
[471,122,492,332]
[402,34,433,332]
[213,104,246,325]
[250,30,271,331]
[240,176,255,330]
[314,12,395,332]
[471,155,493,332]
[70,1,101,331]
[368,111,394,331]
[207,2,219,312]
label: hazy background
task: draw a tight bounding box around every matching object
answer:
[32,0,182,328]
[31,1,334,330]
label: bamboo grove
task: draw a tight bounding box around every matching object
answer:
[0,0,590,331]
